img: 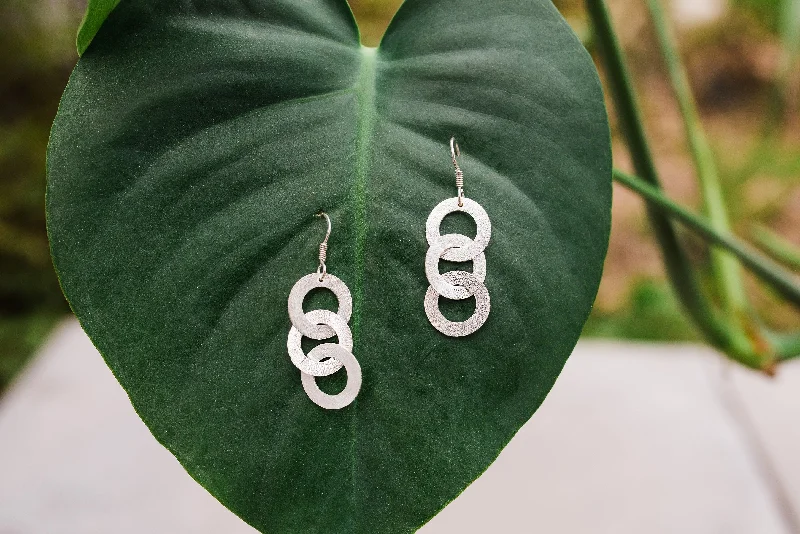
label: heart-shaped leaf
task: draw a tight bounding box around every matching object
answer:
[47,0,611,532]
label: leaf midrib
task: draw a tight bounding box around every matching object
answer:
[352,46,377,358]
[349,44,377,531]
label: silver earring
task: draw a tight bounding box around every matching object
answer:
[424,138,492,337]
[286,212,361,409]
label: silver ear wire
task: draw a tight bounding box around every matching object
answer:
[450,137,464,207]
[315,212,331,281]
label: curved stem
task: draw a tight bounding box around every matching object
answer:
[773,331,800,362]
[777,0,800,120]
[586,0,759,366]
[614,170,800,311]
[645,0,748,317]
[752,225,800,272]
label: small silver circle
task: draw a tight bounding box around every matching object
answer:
[425,234,486,300]
[424,271,490,337]
[288,273,352,340]
[301,344,362,410]
[426,197,491,262]
[287,309,352,377]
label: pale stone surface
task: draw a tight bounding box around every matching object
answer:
[729,364,800,518]
[0,319,797,533]
[422,344,795,534]
[0,320,256,534]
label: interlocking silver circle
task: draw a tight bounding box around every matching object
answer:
[287,273,352,340]
[301,344,362,410]
[426,197,491,262]
[424,196,491,337]
[424,271,491,337]
[425,234,486,300]
[287,309,351,376]
[287,273,361,409]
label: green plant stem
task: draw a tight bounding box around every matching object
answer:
[771,331,800,361]
[727,0,800,218]
[752,225,800,272]
[645,0,749,317]
[614,169,800,311]
[585,0,760,367]
[777,0,800,117]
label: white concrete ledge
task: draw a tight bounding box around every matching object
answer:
[0,319,798,533]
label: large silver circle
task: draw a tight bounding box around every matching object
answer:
[426,197,491,262]
[288,273,352,340]
[425,234,486,300]
[287,309,352,377]
[301,344,362,410]
[424,271,490,337]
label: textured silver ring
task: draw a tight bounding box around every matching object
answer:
[426,197,491,262]
[301,344,362,410]
[424,271,490,337]
[287,273,352,340]
[425,234,486,300]
[287,309,352,376]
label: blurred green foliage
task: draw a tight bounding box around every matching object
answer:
[733,0,784,30]
[0,0,82,391]
[583,279,699,342]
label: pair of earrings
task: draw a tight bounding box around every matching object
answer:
[286,138,492,409]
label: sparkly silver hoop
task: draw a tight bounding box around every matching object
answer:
[287,309,352,376]
[424,271,490,337]
[424,234,486,300]
[425,197,491,262]
[287,273,352,340]
[301,344,362,410]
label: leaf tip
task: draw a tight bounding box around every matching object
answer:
[75,0,123,57]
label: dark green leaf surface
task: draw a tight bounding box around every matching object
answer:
[47,1,611,532]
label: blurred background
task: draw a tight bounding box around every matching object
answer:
[1,1,799,532]
[0,0,798,396]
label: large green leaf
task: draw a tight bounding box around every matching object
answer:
[47,0,611,532]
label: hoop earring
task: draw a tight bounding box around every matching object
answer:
[424,138,491,337]
[286,212,361,409]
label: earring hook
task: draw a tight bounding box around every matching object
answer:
[316,212,331,280]
[450,137,465,207]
